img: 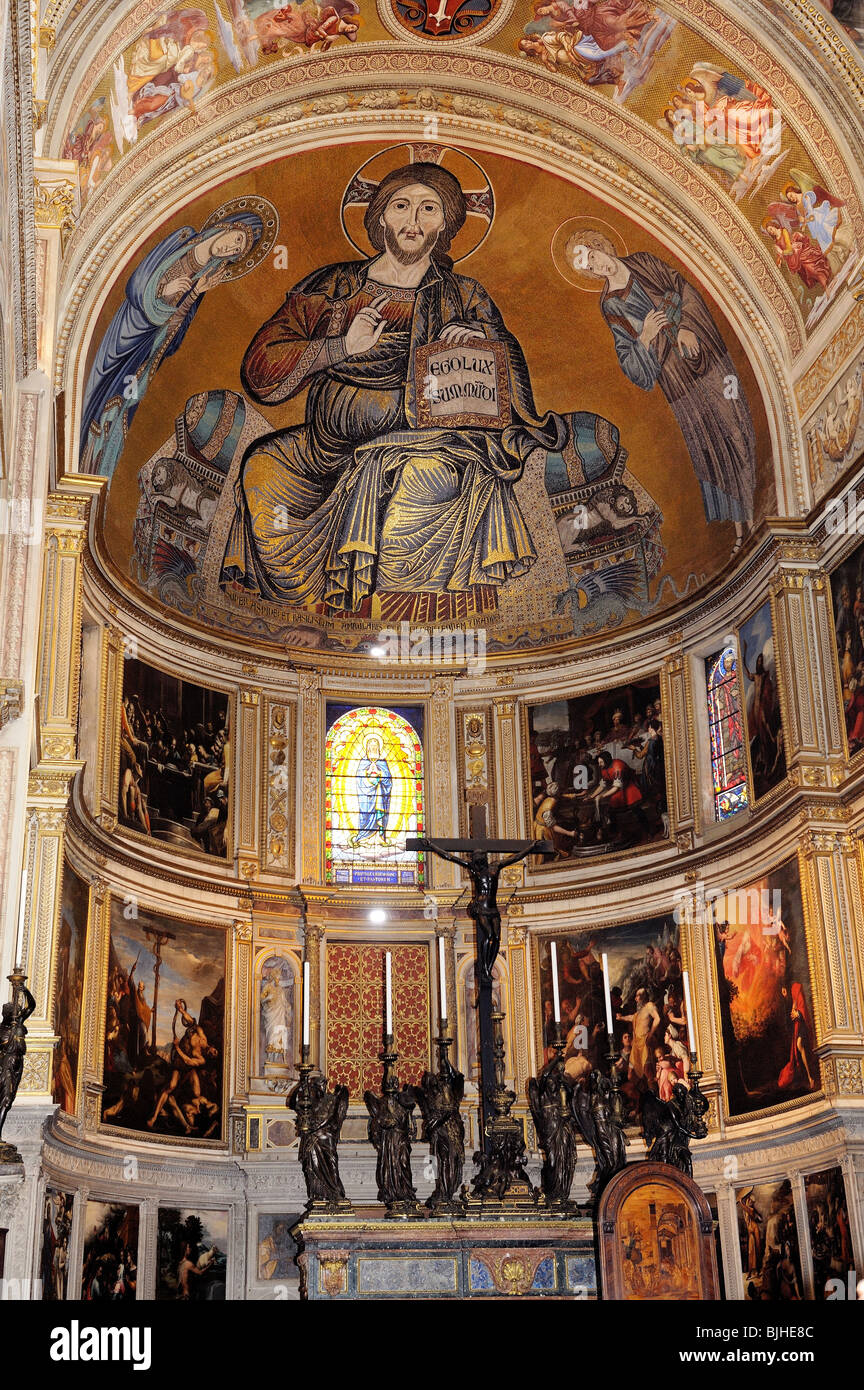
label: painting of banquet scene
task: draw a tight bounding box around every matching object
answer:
[528,678,668,860]
[119,657,230,857]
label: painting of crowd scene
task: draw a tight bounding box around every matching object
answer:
[156,1208,228,1300]
[119,657,230,857]
[804,1166,855,1299]
[81,1201,139,1301]
[101,902,225,1142]
[738,598,787,800]
[528,679,667,862]
[736,1178,804,1300]
[831,540,864,755]
[712,857,819,1118]
[39,1189,74,1301]
[536,915,692,1125]
[52,861,90,1115]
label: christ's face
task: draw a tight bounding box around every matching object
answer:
[380,184,445,265]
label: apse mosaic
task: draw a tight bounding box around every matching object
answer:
[102,902,226,1142]
[325,704,425,886]
[52,860,90,1115]
[534,915,689,1125]
[527,677,667,861]
[91,143,773,658]
[738,597,787,801]
[119,657,230,857]
[712,856,819,1119]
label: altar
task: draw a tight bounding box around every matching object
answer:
[293,1211,597,1300]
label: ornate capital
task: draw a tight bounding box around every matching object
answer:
[34,179,76,233]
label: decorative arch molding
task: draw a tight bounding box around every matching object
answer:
[54,98,803,519]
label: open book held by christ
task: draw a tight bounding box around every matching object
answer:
[415,339,512,430]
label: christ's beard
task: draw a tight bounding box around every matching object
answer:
[384,224,440,265]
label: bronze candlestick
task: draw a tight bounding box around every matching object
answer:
[527,1020,579,1214]
[413,1021,466,1216]
[0,968,36,1166]
[287,1040,353,1215]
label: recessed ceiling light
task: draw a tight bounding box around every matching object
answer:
[369,645,386,658]
[368,908,388,925]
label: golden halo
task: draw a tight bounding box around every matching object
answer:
[202,196,280,281]
[340,144,494,263]
[551,216,628,292]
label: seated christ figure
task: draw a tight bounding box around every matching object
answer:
[220,162,567,621]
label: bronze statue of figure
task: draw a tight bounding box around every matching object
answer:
[528,1059,579,1209]
[413,1054,465,1212]
[572,1069,627,1197]
[416,845,537,982]
[287,1074,350,1208]
[641,1080,708,1178]
[365,1083,421,1215]
[0,977,36,1163]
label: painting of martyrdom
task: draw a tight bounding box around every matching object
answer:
[101,903,225,1141]
[81,1202,139,1301]
[558,223,756,558]
[518,0,675,102]
[257,1213,301,1280]
[830,538,864,756]
[738,598,787,801]
[156,1208,228,1300]
[536,915,687,1124]
[80,198,276,481]
[618,1179,702,1298]
[325,704,425,887]
[804,1166,855,1299]
[462,961,503,1083]
[39,1189,74,1301]
[52,861,90,1115]
[258,956,294,1069]
[712,857,819,1119]
[118,657,230,858]
[736,1178,803,1301]
[528,679,667,860]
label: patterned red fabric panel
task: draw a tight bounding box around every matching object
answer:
[326,942,430,1099]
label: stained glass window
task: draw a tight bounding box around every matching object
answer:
[706,647,749,821]
[325,705,425,887]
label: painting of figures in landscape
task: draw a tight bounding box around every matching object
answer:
[119,657,230,857]
[712,857,819,1118]
[535,915,692,1124]
[81,1201,139,1301]
[89,142,774,663]
[39,1190,74,1301]
[831,539,864,756]
[736,1179,804,1300]
[156,1208,228,1300]
[617,1178,702,1299]
[804,1166,855,1299]
[528,679,667,860]
[738,599,787,800]
[101,902,225,1141]
[52,861,90,1114]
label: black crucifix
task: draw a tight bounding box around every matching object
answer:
[406,838,554,1148]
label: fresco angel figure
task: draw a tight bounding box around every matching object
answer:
[79,209,265,480]
[566,231,757,553]
[766,170,855,280]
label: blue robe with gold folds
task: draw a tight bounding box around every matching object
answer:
[355,757,393,840]
[221,256,569,613]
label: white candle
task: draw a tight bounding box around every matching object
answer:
[438,936,447,1022]
[14,869,27,968]
[385,950,393,1036]
[602,952,614,1037]
[682,969,699,1057]
[302,959,310,1047]
[550,941,561,1024]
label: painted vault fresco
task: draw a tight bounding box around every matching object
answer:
[89,143,773,656]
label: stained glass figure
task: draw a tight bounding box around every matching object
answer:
[706,646,749,821]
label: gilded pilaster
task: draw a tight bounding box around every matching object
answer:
[771,561,846,786]
[505,912,530,1093]
[262,698,295,874]
[233,920,253,1100]
[97,625,124,830]
[800,822,864,1098]
[305,922,324,1069]
[36,492,91,763]
[299,672,321,884]
[236,689,261,879]
[678,885,723,1133]
[429,677,456,888]
[662,650,699,844]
